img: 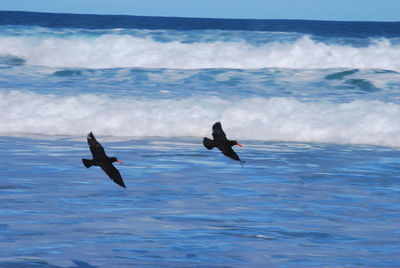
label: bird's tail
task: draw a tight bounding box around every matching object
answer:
[203,137,215,150]
[82,159,94,168]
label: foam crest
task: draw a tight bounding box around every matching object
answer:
[2,91,400,147]
[0,35,400,70]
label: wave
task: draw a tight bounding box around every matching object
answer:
[0,34,400,70]
[2,91,400,147]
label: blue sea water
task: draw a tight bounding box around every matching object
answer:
[0,11,400,267]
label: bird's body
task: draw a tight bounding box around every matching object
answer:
[203,122,243,165]
[82,132,126,188]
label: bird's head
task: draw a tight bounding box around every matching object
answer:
[234,140,243,147]
[110,157,123,164]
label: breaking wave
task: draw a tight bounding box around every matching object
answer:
[2,90,400,147]
[0,34,400,70]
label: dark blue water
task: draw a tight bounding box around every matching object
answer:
[1,11,400,267]
[1,11,400,38]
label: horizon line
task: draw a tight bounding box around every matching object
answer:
[1,9,399,23]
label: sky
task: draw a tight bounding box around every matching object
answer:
[1,0,399,21]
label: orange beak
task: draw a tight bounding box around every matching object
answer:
[116,160,123,165]
[236,143,243,147]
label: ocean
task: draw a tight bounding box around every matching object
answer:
[0,11,399,267]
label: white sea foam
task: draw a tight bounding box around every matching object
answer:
[2,91,400,147]
[0,34,400,71]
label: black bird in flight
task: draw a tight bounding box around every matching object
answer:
[82,132,126,188]
[203,122,244,165]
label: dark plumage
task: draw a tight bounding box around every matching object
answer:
[82,132,126,188]
[203,122,243,165]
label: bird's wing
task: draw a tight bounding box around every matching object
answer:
[100,163,126,188]
[221,146,241,162]
[87,132,107,160]
[212,122,227,141]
